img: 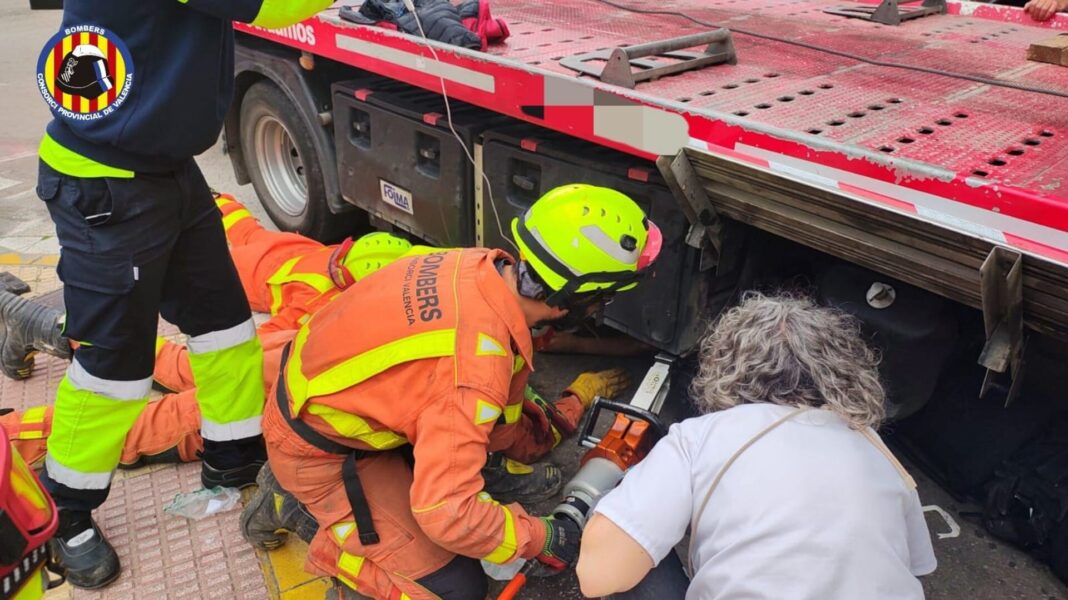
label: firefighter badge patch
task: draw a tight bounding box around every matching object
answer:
[36,25,134,121]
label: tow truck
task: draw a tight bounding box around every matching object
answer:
[225,0,1068,595]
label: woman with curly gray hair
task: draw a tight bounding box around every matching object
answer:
[577,293,936,600]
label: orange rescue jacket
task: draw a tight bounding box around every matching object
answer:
[283,248,556,564]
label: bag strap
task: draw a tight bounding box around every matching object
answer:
[860,428,916,491]
[687,406,811,574]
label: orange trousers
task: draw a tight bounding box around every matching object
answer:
[3,330,296,471]
[152,203,324,392]
[262,395,474,600]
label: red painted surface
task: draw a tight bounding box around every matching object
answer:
[1005,232,1068,265]
[235,0,1068,264]
[839,182,919,214]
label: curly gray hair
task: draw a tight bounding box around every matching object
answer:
[690,292,886,430]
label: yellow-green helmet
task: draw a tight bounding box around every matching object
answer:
[511,184,662,306]
[343,232,413,282]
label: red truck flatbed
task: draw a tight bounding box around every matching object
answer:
[236,0,1068,338]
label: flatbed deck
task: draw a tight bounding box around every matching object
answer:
[238,0,1068,268]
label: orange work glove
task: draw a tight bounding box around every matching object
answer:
[564,368,630,408]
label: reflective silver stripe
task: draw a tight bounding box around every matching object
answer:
[201,415,262,442]
[45,454,112,490]
[527,224,580,277]
[187,318,257,355]
[579,224,639,265]
[334,34,496,93]
[68,359,151,401]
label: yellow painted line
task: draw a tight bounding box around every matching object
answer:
[281,577,334,599]
[0,253,60,266]
[268,538,323,593]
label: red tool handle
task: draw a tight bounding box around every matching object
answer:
[497,572,528,600]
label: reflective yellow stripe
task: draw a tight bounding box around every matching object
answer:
[154,336,166,357]
[17,406,48,440]
[287,326,456,415]
[252,0,332,29]
[504,458,533,475]
[268,257,299,315]
[306,403,408,450]
[49,376,148,481]
[221,208,253,231]
[336,551,365,590]
[513,355,526,375]
[482,504,518,564]
[22,406,47,425]
[267,256,334,316]
[215,196,235,207]
[411,500,448,514]
[38,134,134,179]
[9,451,49,512]
[503,402,523,424]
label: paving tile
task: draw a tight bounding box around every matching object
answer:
[1,257,292,600]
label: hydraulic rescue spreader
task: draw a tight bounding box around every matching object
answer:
[498,355,674,599]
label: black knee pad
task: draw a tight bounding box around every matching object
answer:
[415,555,488,600]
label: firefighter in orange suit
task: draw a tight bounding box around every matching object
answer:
[240,184,663,599]
[2,195,631,506]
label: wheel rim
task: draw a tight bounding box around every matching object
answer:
[253,114,308,217]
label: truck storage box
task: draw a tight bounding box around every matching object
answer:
[478,125,704,354]
[332,78,509,247]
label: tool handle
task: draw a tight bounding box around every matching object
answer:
[496,572,528,600]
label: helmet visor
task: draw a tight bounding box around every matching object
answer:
[637,220,663,272]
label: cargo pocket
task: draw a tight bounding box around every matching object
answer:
[35,164,61,203]
[57,247,135,295]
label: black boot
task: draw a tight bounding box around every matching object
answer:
[201,436,267,489]
[240,463,319,550]
[0,290,70,380]
[326,579,374,600]
[49,511,120,589]
[481,454,563,505]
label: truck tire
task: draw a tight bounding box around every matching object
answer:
[240,81,356,242]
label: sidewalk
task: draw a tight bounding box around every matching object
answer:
[1,259,329,600]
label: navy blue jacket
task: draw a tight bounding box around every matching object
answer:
[45,1,327,173]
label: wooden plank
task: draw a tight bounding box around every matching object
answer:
[1027,34,1068,67]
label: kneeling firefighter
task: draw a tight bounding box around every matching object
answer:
[240,184,662,599]
[1,423,60,600]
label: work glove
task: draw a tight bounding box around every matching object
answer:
[565,368,630,408]
[536,516,581,574]
[524,385,575,443]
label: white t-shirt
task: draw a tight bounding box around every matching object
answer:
[594,403,936,600]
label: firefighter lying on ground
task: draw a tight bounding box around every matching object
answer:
[237,184,662,599]
[576,293,936,600]
[0,193,641,505]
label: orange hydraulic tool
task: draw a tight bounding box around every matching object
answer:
[552,354,673,528]
[495,355,674,599]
